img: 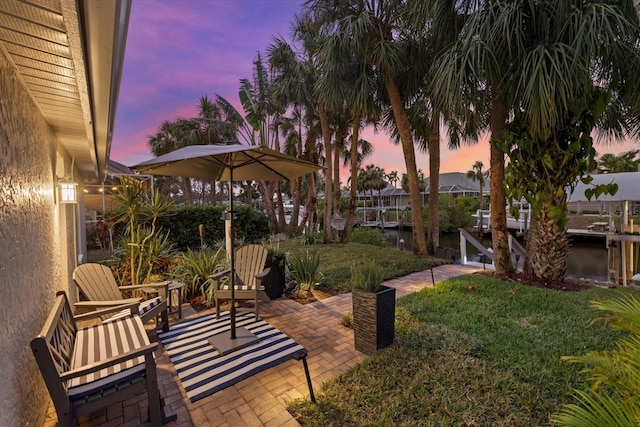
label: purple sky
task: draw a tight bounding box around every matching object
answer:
[111,0,635,177]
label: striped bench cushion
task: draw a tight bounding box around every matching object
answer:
[68,316,150,399]
[104,296,162,323]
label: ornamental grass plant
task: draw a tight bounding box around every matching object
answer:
[288,250,324,298]
[350,260,384,292]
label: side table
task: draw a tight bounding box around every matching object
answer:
[167,281,184,319]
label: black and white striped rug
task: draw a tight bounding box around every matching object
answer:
[158,311,306,402]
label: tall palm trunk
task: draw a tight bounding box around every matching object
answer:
[210,179,216,205]
[524,203,568,281]
[342,114,361,242]
[478,180,484,238]
[489,87,513,274]
[320,105,333,243]
[333,137,343,213]
[245,181,253,209]
[303,131,318,232]
[259,181,279,230]
[183,177,193,205]
[385,78,427,256]
[427,119,440,256]
[333,124,348,215]
[271,131,285,233]
[288,117,305,234]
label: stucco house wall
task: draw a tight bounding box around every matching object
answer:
[0,48,78,426]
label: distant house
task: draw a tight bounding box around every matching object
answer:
[0,2,130,425]
[356,172,487,209]
[567,171,640,215]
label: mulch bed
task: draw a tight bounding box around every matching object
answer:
[283,286,338,305]
[480,271,593,291]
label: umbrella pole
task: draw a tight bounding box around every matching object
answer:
[209,162,259,355]
[229,172,236,339]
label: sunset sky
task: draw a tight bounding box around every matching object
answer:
[111,0,636,178]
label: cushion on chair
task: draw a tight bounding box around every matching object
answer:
[68,316,151,400]
[103,296,163,323]
[219,284,255,291]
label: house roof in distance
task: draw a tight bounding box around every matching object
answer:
[568,171,640,202]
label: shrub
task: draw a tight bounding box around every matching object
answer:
[348,227,389,248]
[266,246,287,269]
[172,247,225,305]
[350,260,384,292]
[156,205,270,250]
[424,195,476,233]
[341,312,353,328]
[552,294,640,426]
[300,230,321,245]
[288,251,323,298]
[110,230,177,285]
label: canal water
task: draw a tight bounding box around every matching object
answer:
[382,229,608,281]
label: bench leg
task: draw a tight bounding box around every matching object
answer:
[160,396,178,424]
[147,395,177,425]
[292,350,315,403]
[431,267,435,285]
[302,355,316,403]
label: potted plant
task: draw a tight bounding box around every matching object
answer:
[263,247,287,299]
[351,260,395,355]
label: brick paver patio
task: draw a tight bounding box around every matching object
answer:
[44,264,479,427]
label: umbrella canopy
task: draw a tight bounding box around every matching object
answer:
[132,143,320,351]
[132,143,320,181]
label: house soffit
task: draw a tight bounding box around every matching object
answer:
[0,0,130,180]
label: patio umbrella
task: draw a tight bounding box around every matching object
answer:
[132,143,320,353]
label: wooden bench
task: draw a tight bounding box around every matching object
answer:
[30,291,176,426]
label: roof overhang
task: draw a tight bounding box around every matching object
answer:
[0,0,131,180]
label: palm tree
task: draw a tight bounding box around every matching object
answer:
[432,1,520,274]
[330,104,351,218]
[369,165,387,209]
[311,8,380,243]
[387,171,399,188]
[597,151,640,174]
[511,2,638,282]
[148,120,195,204]
[466,161,486,235]
[239,52,302,233]
[401,170,426,194]
[433,0,640,277]
[306,0,428,255]
[184,95,239,205]
[421,1,482,256]
[268,14,327,235]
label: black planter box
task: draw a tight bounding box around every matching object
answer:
[352,285,396,355]
[263,258,286,299]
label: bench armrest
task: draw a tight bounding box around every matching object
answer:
[120,281,171,298]
[75,298,142,308]
[210,270,230,281]
[59,342,158,382]
[73,301,140,321]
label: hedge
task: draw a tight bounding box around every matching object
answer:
[155,205,270,250]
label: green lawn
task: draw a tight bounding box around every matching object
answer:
[288,274,637,426]
[277,241,444,292]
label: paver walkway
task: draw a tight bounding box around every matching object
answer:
[47,264,480,427]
